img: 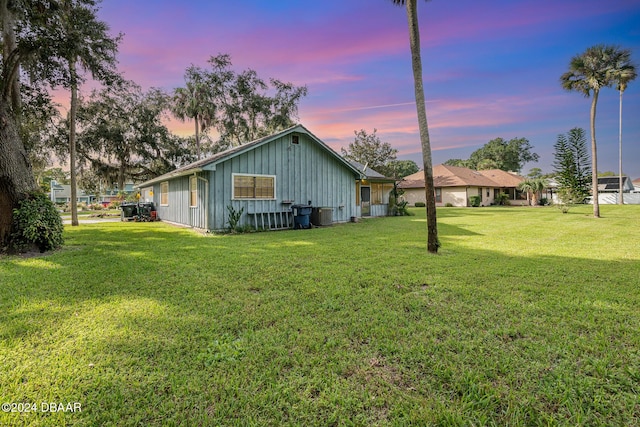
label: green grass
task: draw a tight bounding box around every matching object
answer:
[1,206,639,426]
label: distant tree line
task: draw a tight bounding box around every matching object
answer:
[444,137,539,173]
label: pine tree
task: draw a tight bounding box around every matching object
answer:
[553,128,591,201]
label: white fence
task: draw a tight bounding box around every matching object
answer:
[594,193,640,205]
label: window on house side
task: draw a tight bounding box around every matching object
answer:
[233,174,275,199]
[435,188,442,203]
[190,176,198,207]
[160,182,169,206]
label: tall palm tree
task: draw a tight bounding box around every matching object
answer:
[172,66,215,160]
[392,0,438,253]
[60,0,120,226]
[609,48,636,205]
[560,45,619,218]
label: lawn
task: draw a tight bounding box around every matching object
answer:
[1,206,639,426]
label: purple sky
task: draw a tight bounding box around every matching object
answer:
[95,0,640,178]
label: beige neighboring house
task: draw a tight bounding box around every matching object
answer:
[398,164,527,207]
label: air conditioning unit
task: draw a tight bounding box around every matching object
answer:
[311,207,332,226]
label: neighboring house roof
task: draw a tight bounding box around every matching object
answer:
[347,160,394,181]
[399,164,523,189]
[137,124,363,188]
[597,176,633,191]
[477,169,525,187]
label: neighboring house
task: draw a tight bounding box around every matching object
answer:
[49,180,95,204]
[136,125,365,231]
[398,164,527,207]
[597,176,634,193]
[101,182,136,205]
[541,178,559,204]
[633,178,640,192]
[348,160,395,217]
[593,176,640,205]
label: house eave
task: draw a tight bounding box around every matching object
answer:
[135,168,203,188]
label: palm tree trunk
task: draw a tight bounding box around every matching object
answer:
[405,0,438,253]
[618,89,624,205]
[590,90,600,218]
[69,56,79,226]
[195,115,201,160]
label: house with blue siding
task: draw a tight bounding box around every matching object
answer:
[348,160,395,217]
[136,125,367,231]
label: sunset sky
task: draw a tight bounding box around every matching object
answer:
[95,0,640,178]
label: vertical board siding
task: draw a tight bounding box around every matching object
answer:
[158,132,358,231]
[154,174,207,228]
[210,134,356,230]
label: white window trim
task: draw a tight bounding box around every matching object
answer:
[189,176,198,208]
[232,173,276,200]
[160,181,169,206]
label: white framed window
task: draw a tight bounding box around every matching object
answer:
[160,181,169,206]
[189,176,198,207]
[232,173,275,199]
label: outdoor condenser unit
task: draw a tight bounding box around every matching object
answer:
[311,207,333,226]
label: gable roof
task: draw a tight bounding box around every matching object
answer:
[347,159,394,181]
[399,165,524,189]
[136,124,362,187]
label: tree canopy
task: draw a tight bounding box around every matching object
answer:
[75,81,191,191]
[173,54,308,151]
[340,129,398,175]
[382,159,419,179]
[444,137,539,172]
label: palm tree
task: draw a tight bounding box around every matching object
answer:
[392,0,438,253]
[172,66,215,160]
[609,48,636,205]
[518,178,547,206]
[60,0,120,226]
[560,45,619,218]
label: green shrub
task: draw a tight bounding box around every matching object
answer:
[226,205,245,231]
[556,188,582,213]
[10,192,64,253]
[494,192,510,206]
[445,202,454,207]
[539,197,549,206]
[414,202,426,207]
[469,195,481,207]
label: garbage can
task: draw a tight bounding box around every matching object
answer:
[292,204,312,229]
[121,202,138,221]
